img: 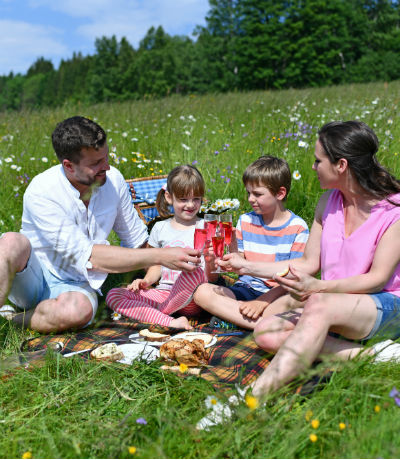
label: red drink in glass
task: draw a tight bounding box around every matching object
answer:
[221,222,232,246]
[212,235,225,258]
[206,219,218,240]
[194,228,207,251]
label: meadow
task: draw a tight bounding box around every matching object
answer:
[1,81,400,458]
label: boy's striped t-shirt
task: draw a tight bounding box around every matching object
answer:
[235,210,309,292]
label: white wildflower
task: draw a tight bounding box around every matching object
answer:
[182,143,190,151]
[298,141,308,148]
[293,170,301,180]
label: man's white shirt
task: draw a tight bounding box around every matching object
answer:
[21,165,148,290]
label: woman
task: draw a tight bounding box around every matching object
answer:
[219,120,400,397]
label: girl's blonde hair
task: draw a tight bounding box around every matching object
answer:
[156,165,205,218]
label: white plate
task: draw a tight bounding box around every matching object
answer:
[170,332,217,348]
[116,343,160,365]
[128,332,169,347]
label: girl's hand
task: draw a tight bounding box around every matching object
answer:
[127,278,149,292]
[274,265,320,302]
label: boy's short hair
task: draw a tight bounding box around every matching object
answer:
[242,155,291,198]
[52,116,107,164]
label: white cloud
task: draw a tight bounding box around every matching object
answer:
[0,0,209,75]
[0,19,69,74]
[32,0,209,45]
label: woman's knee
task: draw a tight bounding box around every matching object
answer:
[254,317,285,352]
[302,293,332,319]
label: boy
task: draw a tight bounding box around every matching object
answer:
[193,155,309,329]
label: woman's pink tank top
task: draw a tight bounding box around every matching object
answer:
[321,189,400,297]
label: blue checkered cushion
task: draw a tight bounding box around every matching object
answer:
[126,177,169,222]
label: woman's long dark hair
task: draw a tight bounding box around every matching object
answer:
[318,121,400,205]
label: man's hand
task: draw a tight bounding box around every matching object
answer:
[160,247,201,272]
[239,300,267,320]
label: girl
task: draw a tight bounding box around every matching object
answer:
[106,165,213,330]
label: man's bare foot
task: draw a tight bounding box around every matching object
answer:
[170,316,193,330]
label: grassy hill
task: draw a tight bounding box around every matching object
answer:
[0,81,400,458]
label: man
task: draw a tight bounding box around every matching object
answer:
[0,116,200,333]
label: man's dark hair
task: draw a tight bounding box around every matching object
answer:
[51,116,107,163]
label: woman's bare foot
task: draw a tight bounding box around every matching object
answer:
[170,316,193,330]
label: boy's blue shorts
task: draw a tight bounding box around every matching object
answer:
[227,282,266,301]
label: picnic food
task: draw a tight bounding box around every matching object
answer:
[172,332,214,346]
[139,329,170,342]
[159,339,209,367]
[160,365,201,376]
[90,343,124,362]
[276,266,289,277]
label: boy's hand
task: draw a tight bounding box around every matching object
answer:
[218,252,248,274]
[239,300,267,320]
[127,278,149,292]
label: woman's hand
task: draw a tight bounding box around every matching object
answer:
[274,265,321,302]
[127,278,150,292]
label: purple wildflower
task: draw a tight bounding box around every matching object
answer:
[192,160,198,165]
[214,150,219,155]
[136,418,147,425]
[389,387,398,398]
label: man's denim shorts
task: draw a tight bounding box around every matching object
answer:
[227,282,266,301]
[8,247,98,324]
[363,292,400,340]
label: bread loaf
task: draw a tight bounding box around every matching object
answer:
[139,329,170,342]
[90,343,124,362]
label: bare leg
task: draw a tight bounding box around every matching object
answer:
[194,283,258,329]
[28,291,94,333]
[252,292,377,397]
[0,232,31,306]
[194,283,297,329]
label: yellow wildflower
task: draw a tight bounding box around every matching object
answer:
[339,422,346,430]
[374,405,381,413]
[245,394,259,410]
[309,433,318,443]
[311,419,320,429]
[179,363,188,373]
[22,452,32,459]
[128,446,137,455]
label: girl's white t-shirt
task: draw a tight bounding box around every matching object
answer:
[148,218,196,290]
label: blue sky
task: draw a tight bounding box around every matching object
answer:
[0,0,210,76]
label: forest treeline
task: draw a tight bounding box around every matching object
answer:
[1,0,400,110]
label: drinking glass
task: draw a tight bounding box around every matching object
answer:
[193,219,207,253]
[211,224,225,273]
[219,213,233,254]
[204,213,219,242]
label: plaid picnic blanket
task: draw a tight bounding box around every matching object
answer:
[20,318,271,388]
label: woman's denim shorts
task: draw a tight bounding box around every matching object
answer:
[363,292,400,340]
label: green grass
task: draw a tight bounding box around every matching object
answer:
[1,81,400,458]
